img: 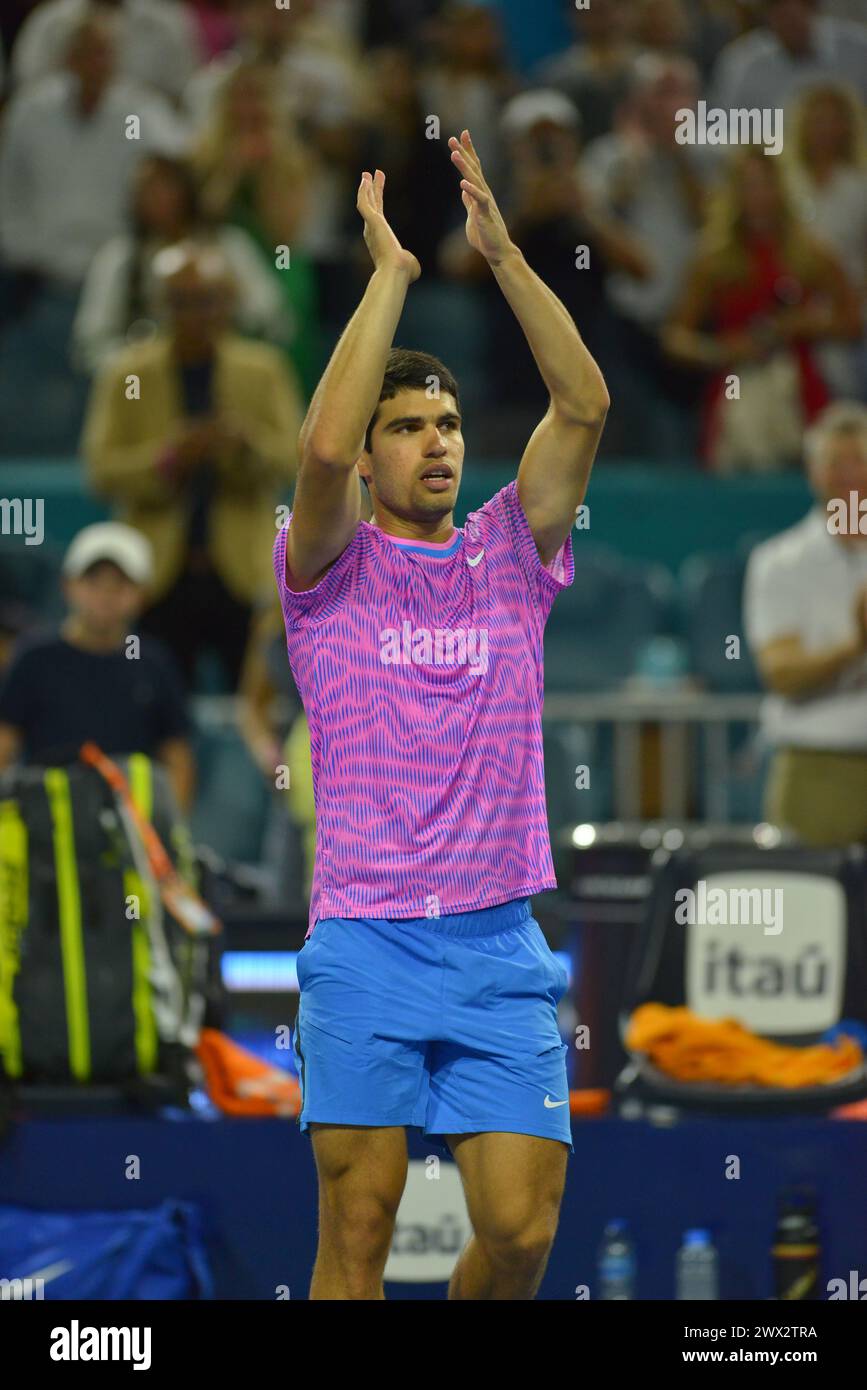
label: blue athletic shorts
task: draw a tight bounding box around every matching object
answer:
[292,897,573,1155]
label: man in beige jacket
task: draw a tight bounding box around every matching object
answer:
[83,240,303,690]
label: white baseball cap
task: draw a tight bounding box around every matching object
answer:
[62,523,154,585]
[501,89,582,138]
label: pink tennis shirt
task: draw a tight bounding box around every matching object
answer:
[273,480,574,934]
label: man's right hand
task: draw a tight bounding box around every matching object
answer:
[357,169,420,281]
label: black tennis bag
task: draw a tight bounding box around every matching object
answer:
[0,754,222,1088]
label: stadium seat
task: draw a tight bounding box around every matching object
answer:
[615,844,867,1113]
[679,546,763,693]
[190,724,270,864]
[543,545,675,692]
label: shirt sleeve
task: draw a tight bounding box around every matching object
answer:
[273,514,368,631]
[469,480,575,624]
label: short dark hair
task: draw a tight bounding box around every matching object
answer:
[364,347,460,453]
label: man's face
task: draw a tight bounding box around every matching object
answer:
[164,266,232,354]
[65,562,144,633]
[812,432,867,511]
[361,389,464,524]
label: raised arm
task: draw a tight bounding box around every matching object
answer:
[286,170,420,591]
[448,130,609,568]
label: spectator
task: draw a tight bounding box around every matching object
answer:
[72,154,291,374]
[236,597,313,910]
[82,241,303,691]
[535,0,636,145]
[420,2,517,191]
[10,0,199,104]
[0,10,184,288]
[710,0,867,113]
[184,0,361,267]
[352,46,456,275]
[630,0,738,78]
[0,521,195,810]
[192,62,320,392]
[443,90,650,444]
[663,147,860,473]
[580,53,715,458]
[784,80,867,397]
[744,402,867,846]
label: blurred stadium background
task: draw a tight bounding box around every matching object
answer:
[0,0,866,1302]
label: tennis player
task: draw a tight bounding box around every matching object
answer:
[275,130,609,1299]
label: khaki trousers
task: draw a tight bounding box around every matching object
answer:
[765,748,867,847]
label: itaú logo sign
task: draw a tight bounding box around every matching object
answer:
[384,1160,472,1283]
[685,872,846,1035]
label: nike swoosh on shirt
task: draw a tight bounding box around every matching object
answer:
[467,549,484,568]
[544,1095,568,1108]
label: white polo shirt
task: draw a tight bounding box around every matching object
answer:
[744,506,867,751]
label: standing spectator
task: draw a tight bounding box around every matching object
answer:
[72,154,290,374]
[0,11,184,287]
[353,46,456,274]
[784,80,867,398]
[420,2,517,191]
[184,0,361,256]
[442,90,650,447]
[631,0,738,79]
[10,0,199,104]
[580,54,715,458]
[192,62,320,392]
[710,0,867,112]
[744,402,867,846]
[663,147,860,473]
[535,0,636,145]
[0,522,195,811]
[83,242,303,691]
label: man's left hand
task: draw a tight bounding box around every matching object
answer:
[448,129,516,267]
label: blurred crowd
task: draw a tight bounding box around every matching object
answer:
[0,0,864,466]
[0,0,866,905]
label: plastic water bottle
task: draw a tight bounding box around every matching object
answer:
[598,1220,636,1300]
[676,1229,719,1299]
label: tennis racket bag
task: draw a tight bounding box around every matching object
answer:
[0,753,222,1086]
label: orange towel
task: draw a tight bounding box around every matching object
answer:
[625,1003,863,1089]
[195,1028,301,1117]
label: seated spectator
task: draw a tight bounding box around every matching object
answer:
[534,0,636,145]
[0,521,195,810]
[192,62,320,393]
[580,53,715,459]
[663,147,860,473]
[72,154,291,375]
[10,0,199,104]
[82,241,303,692]
[710,0,867,112]
[784,80,867,398]
[0,9,184,289]
[744,402,867,847]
